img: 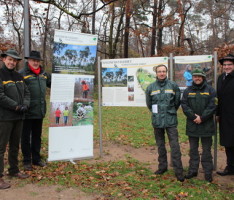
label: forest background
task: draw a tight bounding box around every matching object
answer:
[0,1,234,199]
[0,0,234,72]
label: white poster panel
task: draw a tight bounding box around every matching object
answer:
[48,30,97,162]
[48,126,93,161]
[101,57,168,107]
[174,55,213,91]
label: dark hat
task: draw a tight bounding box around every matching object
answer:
[192,68,206,77]
[1,49,22,60]
[219,54,234,65]
[25,51,43,61]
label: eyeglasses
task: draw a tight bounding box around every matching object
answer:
[156,71,167,73]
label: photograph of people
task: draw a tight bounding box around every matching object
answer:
[72,102,93,126]
[63,107,69,125]
[74,77,94,101]
[81,80,89,99]
[55,107,62,125]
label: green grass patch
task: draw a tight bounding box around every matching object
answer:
[30,95,230,199]
[26,156,234,200]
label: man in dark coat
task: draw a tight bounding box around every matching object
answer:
[181,68,216,182]
[0,49,30,189]
[20,51,51,171]
[145,64,184,182]
[216,54,234,176]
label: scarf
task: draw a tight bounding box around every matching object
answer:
[29,64,41,75]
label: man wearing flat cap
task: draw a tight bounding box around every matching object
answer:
[216,54,234,176]
[181,67,216,182]
[0,49,30,189]
[19,51,51,171]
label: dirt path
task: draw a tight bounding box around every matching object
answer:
[0,141,234,199]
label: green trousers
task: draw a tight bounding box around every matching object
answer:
[0,120,23,177]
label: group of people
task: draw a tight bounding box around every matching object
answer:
[146,54,234,182]
[55,107,69,125]
[1,48,233,189]
[0,49,50,189]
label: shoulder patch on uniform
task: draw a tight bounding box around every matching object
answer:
[24,75,34,79]
[165,89,175,94]
[151,90,160,95]
[188,93,196,95]
[2,80,14,85]
[200,92,209,95]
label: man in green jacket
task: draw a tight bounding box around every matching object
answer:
[146,64,184,182]
[181,68,216,182]
[20,51,51,171]
[0,49,30,189]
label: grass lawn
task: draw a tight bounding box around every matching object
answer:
[31,100,233,200]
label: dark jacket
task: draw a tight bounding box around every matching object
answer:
[217,71,234,147]
[181,81,216,137]
[19,63,51,119]
[0,64,30,121]
[145,78,181,128]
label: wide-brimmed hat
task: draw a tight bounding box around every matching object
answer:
[192,68,206,77]
[219,54,234,65]
[25,51,43,61]
[1,49,22,60]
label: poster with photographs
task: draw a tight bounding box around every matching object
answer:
[174,55,213,92]
[101,57,168,107]
[48,30,97,162]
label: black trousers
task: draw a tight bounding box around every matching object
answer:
[225,146,234,171]
[188,136,213,175]
[154,127,183,175]
[0,120,23,176]
[21,119,43,165]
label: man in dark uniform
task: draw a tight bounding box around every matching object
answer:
[181,68,216,182]
[20,51,51,171]
[145,64,184,182]
[216,54,234,176]
[0,49,30,189]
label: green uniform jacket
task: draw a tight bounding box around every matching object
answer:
[181,81,216,137]
[145,78,181,128]
[19,63,51,119]
[0,65,30,121]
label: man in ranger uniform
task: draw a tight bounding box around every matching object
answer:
[0,49,30,189]
[20,51,51,171]
[145,64,184,182]
[181,68,216,182]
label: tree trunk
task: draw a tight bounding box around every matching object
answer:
[124,0,132,58]
[150,0,157,56]
[42,3,50,68]
[156,0,163,56]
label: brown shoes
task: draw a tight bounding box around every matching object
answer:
[0,178,10,189]
[8,172,30,179]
